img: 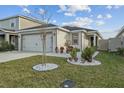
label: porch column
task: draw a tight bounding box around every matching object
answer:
[78,32,82,50]
[18,34,21,51]
[93,34,96,46]
[5,33,10,43]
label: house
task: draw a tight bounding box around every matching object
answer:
[116,26,124,48]
[0,15,103,52]
[0,15,43,49]
[98,26,124,52]
[116,26,124,39]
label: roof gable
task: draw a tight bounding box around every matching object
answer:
[0,15,44,24]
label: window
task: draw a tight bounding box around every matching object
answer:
[11,23,15,28]
[72,33,78,45]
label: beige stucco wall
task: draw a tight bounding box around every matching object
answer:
[19,17,41,29]
[82,33,89,50]
[0,18,19,30]
[56,29,69,50]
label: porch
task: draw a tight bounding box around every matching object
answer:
[0,31,18,49]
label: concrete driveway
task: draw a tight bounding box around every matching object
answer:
[0,51,67,63]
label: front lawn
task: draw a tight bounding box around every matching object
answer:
[0,52,124,88]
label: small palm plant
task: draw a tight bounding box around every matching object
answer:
[70,48,78,62]
[81,47,93,62]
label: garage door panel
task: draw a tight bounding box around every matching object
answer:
[22,34,43,52]
[22,33,53,52]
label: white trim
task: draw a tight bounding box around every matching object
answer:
[87,31,103,39]
[0,15,44,24]
[17,26,70,33]
[0,29,17,34]
[71,30,87,33]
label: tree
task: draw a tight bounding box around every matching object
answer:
[24,6,53,66]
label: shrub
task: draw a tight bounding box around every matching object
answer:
[117,48,124,56]
[74,48,80,52]
[8,44,15,51]
[0,41,15,51]
[91,46,96,54]
[0,41,9,51]
[70,48,77,59]
[70,48,79,62]
[81,47,93,62]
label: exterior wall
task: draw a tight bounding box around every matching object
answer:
[71,32,89,51]
[52,31,57,52]
[0,18,19,30]
[81,33,85,50]
[97,36,102,47]
[84,34,89,48]
[56,29,69,51]
[123,37,124,48]
[19,17,41,29]
[5,33,10,43]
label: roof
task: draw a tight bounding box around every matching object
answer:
[62,26,97,31]
[116,26,124,37]
[0,28,17,34]
[0,27,15,31]
[20,24,57,30]
[0,15,44,24]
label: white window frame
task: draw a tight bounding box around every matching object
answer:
[72,33,79,45]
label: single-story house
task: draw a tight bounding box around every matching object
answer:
[0,15,103,52]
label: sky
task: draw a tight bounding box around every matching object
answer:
[0,5,124,39]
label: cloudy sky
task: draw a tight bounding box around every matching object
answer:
[0,5,124,39]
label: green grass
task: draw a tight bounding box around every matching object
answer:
[0,52,124,88]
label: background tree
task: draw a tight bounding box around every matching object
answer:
[23,6,54,64]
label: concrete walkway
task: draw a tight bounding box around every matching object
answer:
[0,51,67,63]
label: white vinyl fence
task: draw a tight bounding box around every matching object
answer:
[98,40,108,51]
[98,38,124,52]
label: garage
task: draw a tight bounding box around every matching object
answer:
[22,33,53,52]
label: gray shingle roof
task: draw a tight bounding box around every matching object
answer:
[20,24,57,30]
[62,26,97,31]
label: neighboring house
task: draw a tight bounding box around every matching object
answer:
[98,26,124,52]
[116,26,124,39]
[116,26,124,48]
[0,15,103,52]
